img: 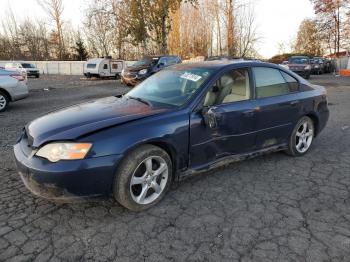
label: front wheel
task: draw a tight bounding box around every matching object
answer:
[113,145,173,211]
[286,116,314,156]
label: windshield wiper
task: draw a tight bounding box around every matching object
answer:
[127,96,152,106]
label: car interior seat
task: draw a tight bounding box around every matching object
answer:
[222,71,250,103]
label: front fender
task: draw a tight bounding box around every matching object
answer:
[82,110,190,171]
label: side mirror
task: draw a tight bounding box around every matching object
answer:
[158,62,165,68]
[212,84,219,93]
[202,107,218,129]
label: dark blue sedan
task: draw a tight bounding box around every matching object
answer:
[14,61,329,211]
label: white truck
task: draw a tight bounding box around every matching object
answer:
[5,61,40,79]
[84,57,125,79]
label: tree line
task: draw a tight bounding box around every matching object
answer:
[0,0,260,61]
[278,0,349,60]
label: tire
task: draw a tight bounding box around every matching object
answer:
[285,116,314,156]
[113,145,173,211]
[36,74,40,78]
[0,91,9,112]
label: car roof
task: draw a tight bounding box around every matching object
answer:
[170,60,271,70]
[146,55,179,59]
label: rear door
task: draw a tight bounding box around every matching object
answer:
[252,67,301,149]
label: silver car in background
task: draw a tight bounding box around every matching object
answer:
[0,69,29,112]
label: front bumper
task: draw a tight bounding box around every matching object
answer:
[13,142,122,201]
[27,71,40,77]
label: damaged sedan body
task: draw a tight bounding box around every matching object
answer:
[14,61,329,211]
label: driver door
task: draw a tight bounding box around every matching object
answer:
[189,68,258,168]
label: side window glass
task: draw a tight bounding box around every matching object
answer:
[159,58,167,66]
[103,64,108,69]
[203,69,250,106]
[281,71,299,92]
[253,67,289,98]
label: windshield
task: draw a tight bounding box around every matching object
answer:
[133,57,159,67]
[289,57,310,64]
[21,63,35,68]
[126,68,214,107]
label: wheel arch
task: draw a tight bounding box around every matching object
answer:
[0,88,12,101]
[115,139,180,183]
[304,112,320,137]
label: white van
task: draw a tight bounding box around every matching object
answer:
[84,57,125,79]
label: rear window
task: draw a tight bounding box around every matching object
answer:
[281,71,299,92]
[87,64,96,69]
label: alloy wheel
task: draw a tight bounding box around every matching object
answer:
[295,120,313,153]
[130,156,169,205]
[0,95,7,111]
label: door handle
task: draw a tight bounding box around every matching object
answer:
[242,107,260,116]
[290,100,300,106]
[242,109,255,116]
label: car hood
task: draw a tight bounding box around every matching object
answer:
[124,65,151,72]
[288,63,308,68]
[26,96,171,147]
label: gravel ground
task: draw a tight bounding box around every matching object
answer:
[0,74,350,262]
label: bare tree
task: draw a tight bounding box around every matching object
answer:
[235,3,260,57]
[226,0,235,55]
[37,0,65,59]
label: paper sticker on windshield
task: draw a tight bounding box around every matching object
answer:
[180,72,202,82]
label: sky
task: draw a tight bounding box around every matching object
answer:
[0,0,316,58]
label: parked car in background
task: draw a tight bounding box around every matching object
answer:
[14,61,329,211]
[287,56,311,79]
[205,56,244,61]
[121,55,182,86]
[323,59,334,74]
[5,61,39,78]
[311,57,325,75]
[0,69,29,112]
[84,57,125,79]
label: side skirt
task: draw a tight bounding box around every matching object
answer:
[178,143,288,181]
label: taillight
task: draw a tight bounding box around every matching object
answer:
[10,74,25,81]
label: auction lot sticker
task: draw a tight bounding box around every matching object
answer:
[180,72,202,82]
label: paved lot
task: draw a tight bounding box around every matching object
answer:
[0,74,349,261]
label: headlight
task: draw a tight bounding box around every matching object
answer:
[315,65,319,68]
[36,143,92,162]
[138,69,148,75]
[305,65,311,70]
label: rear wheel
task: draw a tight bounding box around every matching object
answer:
[0,91,9,112]
[286,116,314,156]
[113,145,173,211]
